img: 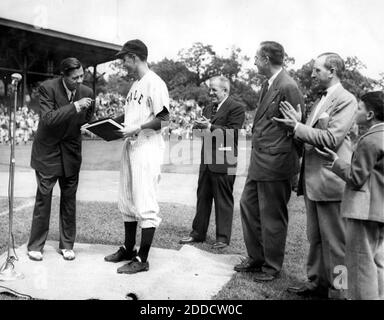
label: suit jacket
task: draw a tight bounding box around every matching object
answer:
[331,123,384,223]
[295,83,357,201]
[248,69,304,181]
[200,96,245,174]
[31,77,94,177]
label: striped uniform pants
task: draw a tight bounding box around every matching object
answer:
[118,137,163,228]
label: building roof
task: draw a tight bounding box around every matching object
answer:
[0,17,122,74]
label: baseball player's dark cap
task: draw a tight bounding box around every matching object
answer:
[115,39,148,60]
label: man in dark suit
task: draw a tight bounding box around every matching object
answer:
[27,57,94,261]
[234,41,304,281]
[179,76,245,249]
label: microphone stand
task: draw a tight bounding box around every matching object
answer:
[0,77,24,281]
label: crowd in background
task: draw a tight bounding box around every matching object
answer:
[1,91,357,144]
[94,92,125,120]
[0,104,39,144]
[94,92,252,139]
[88,92,253,139]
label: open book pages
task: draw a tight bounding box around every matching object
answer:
[81,118,124,141]
[81,118,124,130]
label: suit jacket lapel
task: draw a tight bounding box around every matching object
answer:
[305,99,320,125]
[310,85,342,126]
[73,86,81,103]
[257,81,268,105]
[253,72,284,124]
[211,97,230,123]
[58,78,81,104]
[58,78,73,104]
[360,123,384,139]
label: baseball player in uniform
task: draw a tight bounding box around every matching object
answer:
[104,39,170,274]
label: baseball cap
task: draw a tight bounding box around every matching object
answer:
[115,39,148,60]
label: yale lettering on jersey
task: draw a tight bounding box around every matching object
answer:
[127,90,144,105]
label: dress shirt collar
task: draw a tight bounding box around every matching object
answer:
[216,96,228,112]
[268,67,283,88]
[62,79,76,101]
[324,82,341,97]
[370,122,384,131]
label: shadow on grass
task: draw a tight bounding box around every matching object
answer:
[0,194,311,300]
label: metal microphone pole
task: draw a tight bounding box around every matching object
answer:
[0,73,24,281]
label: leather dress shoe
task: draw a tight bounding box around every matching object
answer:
[117,258,149,274]
[28,251,43,261]
[104,247,137,263]
[287,285,328,298]
[61,249,75,261]
[212,241,228,249]
[253,271,280,282]
[234,258,261,272]
[179,236,204,244]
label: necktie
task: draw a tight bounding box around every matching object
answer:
[318,89,327,98]
[70,92,75,103]
[211,103,218,119]
[259,81,269,102]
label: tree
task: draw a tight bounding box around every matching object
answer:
[230,80,257,111]
[344,56,366,72]
[83,68,108,94]
[150,57,210,105]
[150,58,197,90]
[290,56,380,119]
[284,53,296,69]
[178,42,216,85]
[377,73,384,90]
[101,73,133,96]
[178,43,259,109]
[170,83,210,106]
[343,56,377,97]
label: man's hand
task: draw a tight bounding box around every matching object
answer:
[280,101,302,121]
[194,116,211,130]
[74,98,93,113]
[118,125,141,139]
[314,146,339,162]
[272,101,301,130]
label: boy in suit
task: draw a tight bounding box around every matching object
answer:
[317,91,384,299]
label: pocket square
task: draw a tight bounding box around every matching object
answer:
[318,112,329,119]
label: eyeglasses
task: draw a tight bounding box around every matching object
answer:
[254,55,268,63]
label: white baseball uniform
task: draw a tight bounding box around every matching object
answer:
[118,70,169,228]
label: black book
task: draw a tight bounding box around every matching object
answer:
[81,118,124,141]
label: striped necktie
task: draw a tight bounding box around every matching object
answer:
[211,103,218,119]
[259,81,269,102]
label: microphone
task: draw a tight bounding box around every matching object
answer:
[11,73,22,86]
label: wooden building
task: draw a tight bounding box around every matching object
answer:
[0,17,121,108]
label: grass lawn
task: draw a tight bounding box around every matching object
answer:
[0,194,310,300]
[0,138,312,300]
[0,198,29,214]
[0,138,252,175]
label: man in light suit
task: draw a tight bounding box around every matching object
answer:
[234,41,304,281]
[179,76,245,249]
[274,52,358,299]
[28,57,94,261]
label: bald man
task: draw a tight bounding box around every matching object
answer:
[180,76,245,249]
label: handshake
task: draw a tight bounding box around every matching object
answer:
[74,97,93,113]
